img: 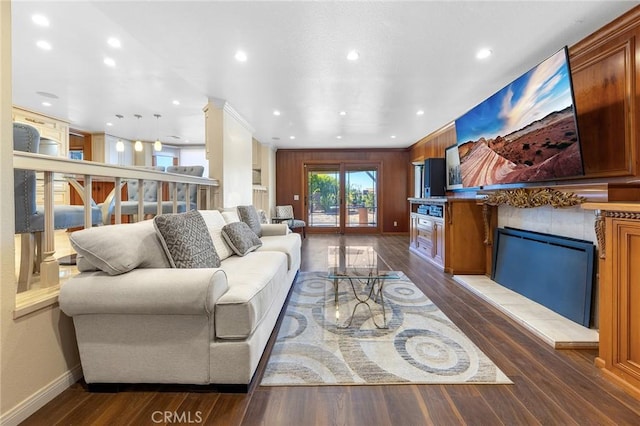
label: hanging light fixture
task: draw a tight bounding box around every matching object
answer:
[153,113,162,152]
[134,114,143,152]
[115,114,125,152]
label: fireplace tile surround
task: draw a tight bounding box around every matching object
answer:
[453,203,600,349]
[498,204,597,245]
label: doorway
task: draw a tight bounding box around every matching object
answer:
[305,163,379,234]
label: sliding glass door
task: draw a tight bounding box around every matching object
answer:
[306,166,341,231]
[305,163,379,234]
[345,167,377,229]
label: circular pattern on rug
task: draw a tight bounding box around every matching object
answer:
[278,311,307,340]
[261,271,511,386]
[263,342,356,384]
[394,329,472,376]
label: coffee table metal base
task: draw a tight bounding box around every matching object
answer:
[333,275,388,329]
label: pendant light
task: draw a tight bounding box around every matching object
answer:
[115,114,125,152]
[134,114,143,152]
[153,113,162,152]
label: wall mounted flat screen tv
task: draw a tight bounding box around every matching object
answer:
[454,47,583,188]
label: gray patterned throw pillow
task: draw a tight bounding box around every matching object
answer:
[221,221,262,256]
[154,210,221,268]
[237,205,263,237]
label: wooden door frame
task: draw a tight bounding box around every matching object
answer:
[303,160,382,234]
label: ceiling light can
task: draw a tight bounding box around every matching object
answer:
[235,50,248,62]
[32,15,50,27]
[36,40,52,50]
[476,48,492,59]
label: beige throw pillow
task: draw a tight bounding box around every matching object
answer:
[69,219,170,275]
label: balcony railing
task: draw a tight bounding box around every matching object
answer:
[13,151,220,292]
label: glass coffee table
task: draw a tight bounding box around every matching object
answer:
[327,245,400,329]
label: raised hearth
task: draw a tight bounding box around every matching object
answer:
[454,274,598,349]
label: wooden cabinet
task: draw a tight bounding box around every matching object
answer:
[13,106,69,156]
[13,106,71,205]
[410,212,444,268]
[582,202,640,399]
[409,198,485,274]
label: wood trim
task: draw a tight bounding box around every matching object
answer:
[570,5,640,59]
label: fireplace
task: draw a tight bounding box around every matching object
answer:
[491,227,596,327]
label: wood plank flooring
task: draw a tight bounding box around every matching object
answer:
[22,234,640,425]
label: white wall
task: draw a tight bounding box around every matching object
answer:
[223,110,252,207]
[179,147,209,176]
[2,4,81,424]
[204,100,253,208]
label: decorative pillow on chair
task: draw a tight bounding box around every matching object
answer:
[221,221,263,256]
[154,210,220,268]
[237,205,263,237]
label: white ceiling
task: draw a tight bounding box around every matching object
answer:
[11,1,639,150]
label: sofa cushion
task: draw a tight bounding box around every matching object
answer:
[257,233,302,271]
[221,209,240,224]
[215,251,288,339]
[199,210,234,261]
[154,210,220,268]
[69,219,170,275]
[237,205,262,237]
[221,221,262,256]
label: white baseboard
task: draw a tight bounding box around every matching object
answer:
[0,365,83,426]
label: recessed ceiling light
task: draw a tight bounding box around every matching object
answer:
[336,135,343,139]
[32,14,49,27]
[235,50,248,62]
[41,101,51,107]
[172,100,180,105]
[103,57,116,67]
[107,37,121,48]
[339,111,347,116]
[390,135,396,139]
[476,48,492,60]
[289,136,296,140]
[416,110,424,116]
[106,122,113,126]
[273,110,281,116]
[36,40,52,50]
[347,50,359,61]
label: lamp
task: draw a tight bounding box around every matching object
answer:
[134,114,143,152]
[153,113,162,152]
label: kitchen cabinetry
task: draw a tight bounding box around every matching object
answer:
[12,106,69,156]
[582,202,640,400]
[409,198,486,274]
[13,106,71,205]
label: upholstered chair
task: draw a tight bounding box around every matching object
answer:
[13,123,102,290]
[118,166,169,219]
[166,165,205,210]
[274,205,306,238]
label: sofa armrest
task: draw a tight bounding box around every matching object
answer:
[59,268,228,316]
[260,223,289,236]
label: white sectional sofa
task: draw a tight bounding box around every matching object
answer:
[59,209,301,390]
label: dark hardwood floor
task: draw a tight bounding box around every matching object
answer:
[23,234,640,425]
